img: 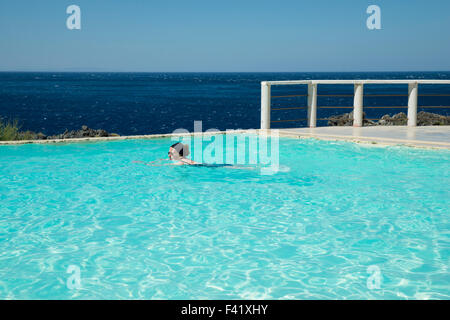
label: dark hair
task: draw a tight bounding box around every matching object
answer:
[170,142,184,156]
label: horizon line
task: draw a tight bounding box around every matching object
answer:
[1,70,450,73]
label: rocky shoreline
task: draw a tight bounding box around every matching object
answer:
[328,111,450,126]
[2,111,449,142]
[20,125,119,140]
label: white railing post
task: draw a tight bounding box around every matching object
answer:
[408,82,418,127]
[261,82,271,129]
[353,83,364,127]
[307,83,317,128]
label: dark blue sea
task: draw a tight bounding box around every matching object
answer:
[1,72,449,136]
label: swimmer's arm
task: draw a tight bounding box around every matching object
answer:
[133,160,190,166]
[180,158,197,165]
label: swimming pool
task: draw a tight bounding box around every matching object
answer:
[0,135,449,299]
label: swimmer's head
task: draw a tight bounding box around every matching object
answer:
[168,143,190,160]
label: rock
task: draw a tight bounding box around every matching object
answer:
[95,129,109,137]
[45,126,117,140]
[365,118,377,126]
[377,112,407,126]
[376,112,450,126]
[328,111,450,126]
[81,129,91,137]
[328,112,353,126]
[417,111,450,126]
[36,132,47,140]
[328,111,377,126]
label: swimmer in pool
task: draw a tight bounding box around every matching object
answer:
[132,142,195,166]
[168,143,235,167]
[134,142,236,168]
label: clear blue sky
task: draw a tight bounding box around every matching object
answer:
[0,0,449,72]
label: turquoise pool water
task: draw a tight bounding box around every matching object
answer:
[0,135,449,299]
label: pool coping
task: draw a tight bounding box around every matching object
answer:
[1,127,449,150]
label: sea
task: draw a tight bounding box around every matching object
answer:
[0,72,449,136]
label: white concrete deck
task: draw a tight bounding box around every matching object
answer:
[277,126,450,149]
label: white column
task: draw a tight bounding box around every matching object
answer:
[353,83,364,127]
[307,83,317,128]
[408,82,418,127]
[261,82,271,129]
